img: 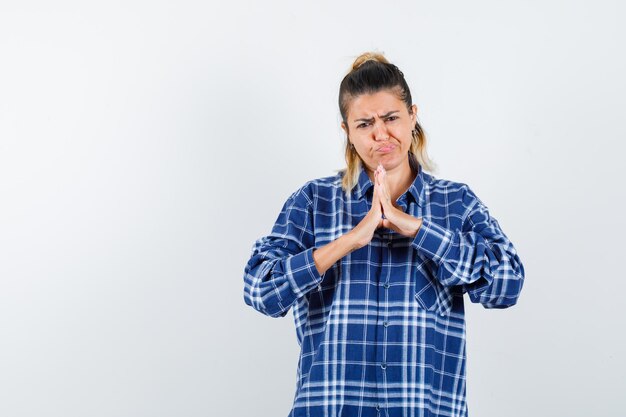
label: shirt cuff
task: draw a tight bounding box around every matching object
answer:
[411,217,455,265]
[285,247,323,298]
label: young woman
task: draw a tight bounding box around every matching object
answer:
[243,51,525,417]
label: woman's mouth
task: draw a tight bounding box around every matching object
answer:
[377,144,396,153]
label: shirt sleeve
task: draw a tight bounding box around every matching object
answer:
[243,184,323,318]
[410,185,525,309]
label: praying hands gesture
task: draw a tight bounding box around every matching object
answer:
[313,163,425,274]
[348,163,423,250]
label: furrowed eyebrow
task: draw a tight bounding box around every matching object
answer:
[353,110,399,123]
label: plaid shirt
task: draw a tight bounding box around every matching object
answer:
[243,164,525,417]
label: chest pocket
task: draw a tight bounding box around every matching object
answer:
[391,233,455,317]
[413,260,455,316]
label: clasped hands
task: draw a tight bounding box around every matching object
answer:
[349,163,423,250]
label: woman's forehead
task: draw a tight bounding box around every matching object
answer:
[348,90,407,120]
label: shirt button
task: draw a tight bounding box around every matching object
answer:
[383,321,389,327]
[381,362,387,370]
[383,283,390,289]
[387,241,393,248]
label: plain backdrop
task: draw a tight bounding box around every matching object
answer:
[1,1,625,416]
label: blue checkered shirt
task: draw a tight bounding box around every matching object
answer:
[243,164,525,417]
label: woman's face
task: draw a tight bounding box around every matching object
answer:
[341,89,417,173]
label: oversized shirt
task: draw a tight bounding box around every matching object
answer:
[243,164,525,417]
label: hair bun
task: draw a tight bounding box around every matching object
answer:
[351,51,390,71]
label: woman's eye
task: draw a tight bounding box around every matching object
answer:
[356,117,395,128]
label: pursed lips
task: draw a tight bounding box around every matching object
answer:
[376,144,396,153]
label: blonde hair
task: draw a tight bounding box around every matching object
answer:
[337,51,436,193]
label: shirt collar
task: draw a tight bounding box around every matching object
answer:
[353,163,427,206]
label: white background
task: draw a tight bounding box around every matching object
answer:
[1,1,625,416]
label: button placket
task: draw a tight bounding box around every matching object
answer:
[381,261,389,374]
[377,233,392,411]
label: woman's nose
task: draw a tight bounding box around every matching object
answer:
[372,119,389,140]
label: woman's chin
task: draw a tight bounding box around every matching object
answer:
[376,154,401,169]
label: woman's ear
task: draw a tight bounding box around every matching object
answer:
[341,121,349,135]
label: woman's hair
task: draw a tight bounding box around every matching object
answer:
[338,51,436,193]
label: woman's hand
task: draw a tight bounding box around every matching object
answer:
[346,163,423,250]
[347,172,385,250]
[374,163,423,238]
